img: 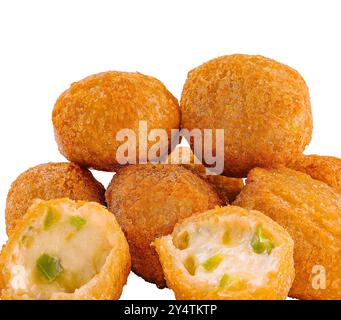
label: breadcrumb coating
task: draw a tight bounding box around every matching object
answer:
[6,162,105,234]
[154,205,294,300]
[234,167,341,299]
[0,198,131,300]
[165,146,244,202]
[53,71,180,171]
[289,154,341,190]
[105,164,223,288]
[181,54,313,177]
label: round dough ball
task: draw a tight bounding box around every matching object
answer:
[105,164,223,288]
[53,71,180,171]
[5,162,105,234]
[181,54,313,177]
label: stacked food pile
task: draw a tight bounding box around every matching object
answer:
[0,54,340,300]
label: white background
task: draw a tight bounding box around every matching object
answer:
[0,0,340,300]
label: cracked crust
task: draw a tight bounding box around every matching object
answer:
[234,167,341,299]
[5,162,105,235]
[105,164,223,288]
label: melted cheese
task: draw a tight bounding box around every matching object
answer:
[173,214,280,290]
[7,201,112,299]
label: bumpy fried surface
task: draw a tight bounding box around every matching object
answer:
[105,164,223,288]
[181,54,313,177]
[53,71,180,171]
[289,154,341,190]
[203,175,243,204]
[0,198,131,300]
[234,167,341,300]
[6,162,105,234]
[154,205,294,300]
[165,146,244,203]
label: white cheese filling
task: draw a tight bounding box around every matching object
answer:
[172,214,280,291]
[7,201,112,299]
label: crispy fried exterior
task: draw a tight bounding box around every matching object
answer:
[203,175,243,204]
[0,199,131,300]
[289,154,341,190]
[53,71,180,171]
[165,147,244,203]
[181,54,313,177]
[5,162,105,234]
[154,205,295,300]
[234,167,341,300]
[105,164,223,288]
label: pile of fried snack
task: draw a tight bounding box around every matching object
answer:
[1,54,340,300]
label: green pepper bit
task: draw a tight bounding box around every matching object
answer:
[44,207,61,230]
[202,255,223,272]
[251,226,274,255]
[36,253,63,282]
[70,215,87,231]
[219,274,246,291]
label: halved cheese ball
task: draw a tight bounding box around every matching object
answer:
[154,205,294,300]
[0,198,131,300]
[5,162,106,234]
[105,164,223,288]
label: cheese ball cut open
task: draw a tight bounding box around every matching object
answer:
[0,198,131,300]
[6,162,105,234]
[154,206,294,300]
[105,164,223,288]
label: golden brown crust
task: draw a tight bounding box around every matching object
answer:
[105,164,223,288]
[164,146,244,203]
[186,167,243,204]
[53,71,180,171]
[289,154,341,190]
[154,205,295,300]
[234,167,341,299]
[5,162,105,234]
[0,198,131,300]
[181,54,313,177]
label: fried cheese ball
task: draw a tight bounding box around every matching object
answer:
[154,205,294,300]
[0,198,131,300]
[289,154,341,190]
[181,54,313,177]
[165,146,244,203]
[53,71,180,171]
[105,164,223,288]
[5,162,105,234]
[234,167,341,300]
